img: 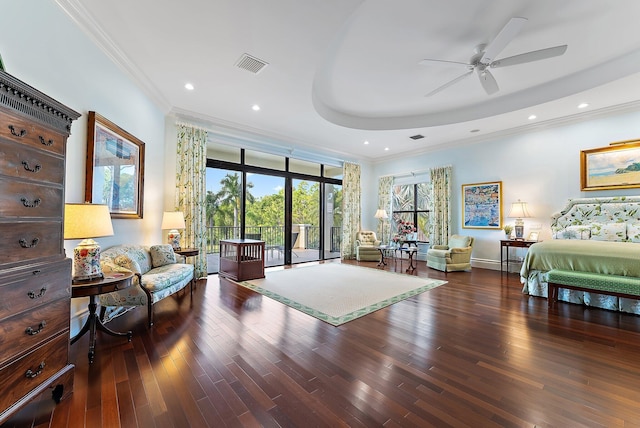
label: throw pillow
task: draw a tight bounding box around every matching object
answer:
[627,223,640,243]
[114,254,142,274]
[555,225,590,240]
[591,222,626,241]
[149,244,177,268]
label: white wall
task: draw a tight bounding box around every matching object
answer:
[370,109,640,269]
[1,1,167,333]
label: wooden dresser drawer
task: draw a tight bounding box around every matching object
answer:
[0,333,69,412]
[0,298,70,366]
[0,111,65,156]
[0,180,63,218]
[0,260,70,321]
[0,222,62,266]
[0,140,64,185]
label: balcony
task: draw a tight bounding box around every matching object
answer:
[205,225,341,273]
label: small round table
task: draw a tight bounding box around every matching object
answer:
[70,272,134,363]
[397,247,418,273]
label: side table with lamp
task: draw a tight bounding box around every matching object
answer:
[64,203,133,363]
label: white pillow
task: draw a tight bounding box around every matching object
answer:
[149,244,177,267]
[591,222,626,242]
[555,225,591,240]
[627,223,640,243]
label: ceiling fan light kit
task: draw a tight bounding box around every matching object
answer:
[421,17,567,97]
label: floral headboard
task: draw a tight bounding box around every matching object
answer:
[551,196,640,242]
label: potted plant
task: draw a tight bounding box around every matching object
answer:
[503,224,513,239]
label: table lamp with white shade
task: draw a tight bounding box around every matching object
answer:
[64,203,114,282]
[161,211,186,250]
[508,200,532,240]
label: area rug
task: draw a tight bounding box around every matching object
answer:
[238,263,446,326]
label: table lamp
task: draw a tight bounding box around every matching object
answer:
[64,203,114,282]
[161,211,186,250]
[508,200,532,240]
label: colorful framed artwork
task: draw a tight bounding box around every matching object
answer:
[581,140,640,191]
[462,181,502,229]
[85,111,145,219]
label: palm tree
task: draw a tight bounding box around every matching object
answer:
[213,173,254,228]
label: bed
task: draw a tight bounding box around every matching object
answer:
[520,196,640,314]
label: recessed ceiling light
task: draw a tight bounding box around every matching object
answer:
[384,147,389,151]
[578,103,589,109]
[184,83,194,91]
[470,129,480,133]
[363,140,369,145]
[252,104,260,111]
[528,114,537,120]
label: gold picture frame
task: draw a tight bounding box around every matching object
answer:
[85,111,145,218]
[462,181,502,229]
[581,139,640,191]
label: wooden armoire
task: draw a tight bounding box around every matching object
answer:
[0,69,80,423]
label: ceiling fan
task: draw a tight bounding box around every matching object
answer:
[419,17,567,97]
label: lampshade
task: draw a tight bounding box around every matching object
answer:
[508,200,532,219]
[161,211,186,250]
[64,203,114,239]
[161,211,186,230]
[64,203,114,282]
[374,209,388,219]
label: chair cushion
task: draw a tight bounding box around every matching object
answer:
[149,244,177,267]
[449,235,471,248]
[357,231,378,246]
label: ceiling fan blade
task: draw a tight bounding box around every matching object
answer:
[419,58,471,68]
[480,17,528,63]
[490,45,568,68]
[425,70,473,97]
[477,68,499,95]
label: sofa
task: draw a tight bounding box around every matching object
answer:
[355,230,381,261]
[98,244,195,327]
[426,235,474,272]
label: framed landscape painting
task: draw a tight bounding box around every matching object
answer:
[581,140,640,191]
[85,111,145,218]
[462,181,502,229]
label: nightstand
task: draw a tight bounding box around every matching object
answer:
[500,239,537,274]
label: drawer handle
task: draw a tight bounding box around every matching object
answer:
[21,160,42,173]
[25,321,46,335]
[8,125,27,137]
[19,238,40,248]
[25,362,46,379]
[27,286,47,299]
[39,136,54,146]
[21,197,42,208]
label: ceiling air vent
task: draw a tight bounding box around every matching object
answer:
[409,134,425,140]
[235,53,269,74]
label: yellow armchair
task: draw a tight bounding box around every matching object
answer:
[355,230,381,261]
[426,235,474,272]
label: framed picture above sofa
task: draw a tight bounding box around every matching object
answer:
[85,111,146,218]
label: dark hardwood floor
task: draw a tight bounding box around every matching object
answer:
[3,259,640,427]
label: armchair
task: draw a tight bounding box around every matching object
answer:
[355,230,381,262]
[426,235,474,272]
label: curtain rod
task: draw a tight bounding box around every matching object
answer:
[379,164,452,179]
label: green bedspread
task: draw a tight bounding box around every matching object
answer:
[520,240,640,279]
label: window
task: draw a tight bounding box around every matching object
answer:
[391,183,431,242]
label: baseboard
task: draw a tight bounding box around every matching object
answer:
[471,258,522,274]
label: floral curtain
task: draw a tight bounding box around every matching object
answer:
[377,176,393,243]
[429,165,452,246]
[175,123,208,278]
[341,162,361,259]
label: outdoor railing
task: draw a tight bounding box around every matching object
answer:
[205,225,341,254]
